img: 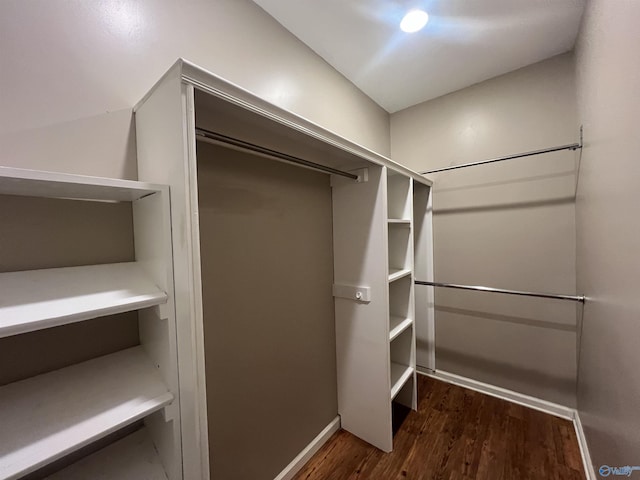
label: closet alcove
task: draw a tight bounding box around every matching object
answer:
[133,59,435,480]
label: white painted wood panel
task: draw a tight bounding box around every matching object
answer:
[0,166,162,202]
[388,268,412,282]
[332,166,393,452]
[45,427,168,480]
[389,316,413,341]
[135,69,209,480]
[390,363,414,399]
[0,346,173,480]
[0,262,167,338]
[413,183,435,371]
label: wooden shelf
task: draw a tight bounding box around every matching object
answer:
[388,268,412,283]
[0,166,163,202]
[0,346,173,480]
[390,362,413,400]
[389,316,413,341]
[45,427,169,480]
[388,219,411,225]
[0,262,167,338]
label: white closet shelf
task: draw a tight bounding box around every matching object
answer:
[387,219,411,225]
[388,268,412,283]
[390,362,414,400]
[0,346,173,480]
[389,316,413,342]
[0,166,164,202]
[44,426,169,480]
[0,262,167,338]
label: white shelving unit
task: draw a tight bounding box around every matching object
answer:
[133,59,435,472]
[0,167,182,480]
[386,170,417,411]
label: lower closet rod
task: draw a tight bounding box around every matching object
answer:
[415,280,586,303]
[195,127,359,180]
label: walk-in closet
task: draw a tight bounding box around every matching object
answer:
[2,0,639,479]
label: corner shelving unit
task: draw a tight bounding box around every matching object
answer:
[0,167,182,480]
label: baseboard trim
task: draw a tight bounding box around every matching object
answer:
[273,415,341,480]
[418,368,595,479]
[573,410,597,480]
[418,368,574,420]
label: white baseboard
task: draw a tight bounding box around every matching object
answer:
[417,368,596,479]
[419,368,574,419]
[273,416,341,480]
[573,411,597,480]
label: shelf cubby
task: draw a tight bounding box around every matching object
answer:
[388,223,412,274]
[390,328,413,399]
[44,426,169,480]
[0,347,173,480]
[387,171,412,220]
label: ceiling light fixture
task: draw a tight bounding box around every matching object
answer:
[400,9,429,33]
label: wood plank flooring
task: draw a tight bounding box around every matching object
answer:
[293,375,585,480]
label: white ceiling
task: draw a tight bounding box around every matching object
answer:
[251,0,585,113]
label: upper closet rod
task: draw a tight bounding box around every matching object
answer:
[415,280,585,303]
[419,142,582,175]
[195,127,359,180]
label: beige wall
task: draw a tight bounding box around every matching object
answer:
[197,143,337,480]
[575,0,640,469]
[391,54,580,406]
[0,0,389,179]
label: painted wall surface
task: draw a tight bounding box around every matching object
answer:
[391,54,580,406]
[574,0,640,470]
[0,0,390,179]
[197,143,337,480]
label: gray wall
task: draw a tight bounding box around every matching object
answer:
[391,54,580,406]
[197,144,337,480]
[575,0,640,469]
[0,196,139,385]
[0,0,390,179]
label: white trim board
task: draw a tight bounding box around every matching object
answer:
[418,368,596,480]
[573,411,597,480]
[273,416,340,480]
[418,368,574,420]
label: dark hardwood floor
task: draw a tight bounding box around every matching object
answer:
[293,375,585,480]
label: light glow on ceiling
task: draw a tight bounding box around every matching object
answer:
[400,9,429,33]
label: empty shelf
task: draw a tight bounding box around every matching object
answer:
[388,268,412,282]
[45,427,168,480]
[390,362,413,400]
[0,346,173,480]
[388,219,411,225]
[0,166,163,202]
[389,316,413,341]
[0,262,167,338]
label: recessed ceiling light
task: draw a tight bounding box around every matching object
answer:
[400,9,429,33]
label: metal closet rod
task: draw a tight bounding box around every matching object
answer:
[195,127,359,180]
[415,280,586,303]
[419,142,582,175]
